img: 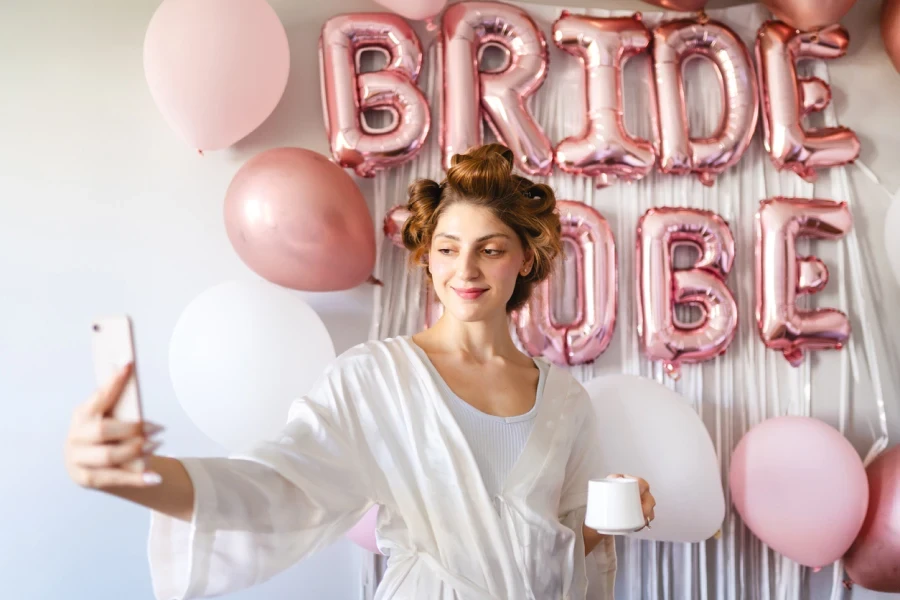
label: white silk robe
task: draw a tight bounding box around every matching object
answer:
[148,336,616,599]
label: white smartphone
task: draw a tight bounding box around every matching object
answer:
[91,315,144,424]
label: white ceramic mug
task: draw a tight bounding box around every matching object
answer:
[584,476,645,534]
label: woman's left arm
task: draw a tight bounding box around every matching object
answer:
[583,527,607,556]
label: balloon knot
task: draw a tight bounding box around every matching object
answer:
[842,579,853,590]
[367,275,384,287]
[197,149,204,157]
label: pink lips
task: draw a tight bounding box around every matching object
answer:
[453,287,487,300]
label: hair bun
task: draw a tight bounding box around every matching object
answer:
[447,143,517,199]
[401,179,442,253]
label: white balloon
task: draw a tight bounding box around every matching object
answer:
[583,374,725,543]
[884,193,900,286]
[169,280,335,451]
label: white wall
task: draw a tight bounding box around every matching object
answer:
[1,1,898,600]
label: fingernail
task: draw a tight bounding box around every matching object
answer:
[143,422,165,435]
[143,472,162,485]
[143,440,162,454]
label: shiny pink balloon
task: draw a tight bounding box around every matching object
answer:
[843,445,900,592]
[755,21,860,182]
[761,0,857,31]
[729,416,869,569]
[319,13,430,177]
[224,148,375,291]
[143,0,290,152]
[640,0,708,9]
[441,2,553,175]
[346,505,382,554]
[636,207,737,378]
[383,205,410,247]
[755,197,851,366]
[652,17,759,186]
[885,0,900,73]
[515,201,617,366]
[373,0,447,21]
[552,13,656,187]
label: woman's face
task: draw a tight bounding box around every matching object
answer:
[427,202,532,322]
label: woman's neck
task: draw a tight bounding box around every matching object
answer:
[417,311,520,364]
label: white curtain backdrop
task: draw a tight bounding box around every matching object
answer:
[361,3,894,599]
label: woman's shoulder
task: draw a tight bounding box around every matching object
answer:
[325,335,413,375]
[540,361,593,411]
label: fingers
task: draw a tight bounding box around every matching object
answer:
[74,438,161,468]
[86,362,133,416]
[72,418,163,444]
[71,466,162,490]
[641,491,656,523]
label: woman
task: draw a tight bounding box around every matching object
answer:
[64,144,655,599]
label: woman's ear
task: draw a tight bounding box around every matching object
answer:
[520,250,535,276]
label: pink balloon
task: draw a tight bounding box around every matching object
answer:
[552,13,656,187]
[441,2,553,175]
[383,205,411,247]
[755,197,851,366]
[346,506,382,554]
[515,201,617,366]
[652,17,759,186]
[761,0,857,31]
[641,0,708,8]
[755,22,860,182]
[729,416,869,568]
[885,0,900,73]
[319,14,430,177]
[224,148,375,291]
[373,0,448,21]
[143,0,289,152]
[843,445,900,592]
[636,207,737,378]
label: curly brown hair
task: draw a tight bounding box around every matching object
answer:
[401,143,562,312]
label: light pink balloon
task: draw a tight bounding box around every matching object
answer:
[441,2,553,175]
[319,13,430,177]
[755,22,860,182]
[143,0,289,152]
[652,17,759,186]
[755,197,851,366]
[224,148,375,291]
[843,445,900,592]
[729,416,868,568]
[374,0,448,21]
[636,207,737,378]
[515,201,617,366]
[552,13,656,187]
[761,0,857,31]
[346,505,382,554]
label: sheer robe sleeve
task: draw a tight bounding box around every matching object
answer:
[148,354,380,600]
[558,387,617,600]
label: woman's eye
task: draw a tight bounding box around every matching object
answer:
[484,248,505,256]
[437,248,454,255]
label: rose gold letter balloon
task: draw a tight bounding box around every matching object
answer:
[516,201,617,366]
[636,207,737,378]
[319,13,429,177]
[755,22,860,182]
[224,148,376,291]
[441,2,552,175]
[652,18,759,186]
[755,197,851,366]
[843,445,900,593]
[552,13,656,187]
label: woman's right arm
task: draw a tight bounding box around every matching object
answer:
[66,356,380,600]
[64,363,195,522]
